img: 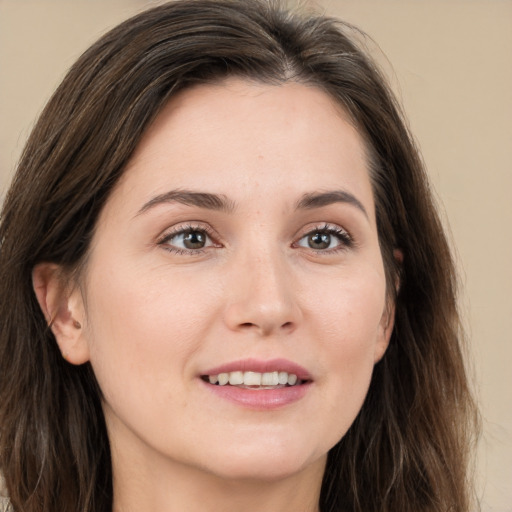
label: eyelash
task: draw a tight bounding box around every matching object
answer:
[157,223,354,255]
[157,223,219,255]
[294,223,354,253]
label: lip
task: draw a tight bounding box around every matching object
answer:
[201,380,312,410]
[201,358,312,380]
[199,358,313,410]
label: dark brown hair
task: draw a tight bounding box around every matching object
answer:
[0,1,478,511]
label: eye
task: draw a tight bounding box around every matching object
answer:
[158,225,218,253]
[296,225,352,252]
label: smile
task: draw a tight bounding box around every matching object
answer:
[200,358,312,408]
[204,371,302,387]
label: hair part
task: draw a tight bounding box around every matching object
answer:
[0,1,479,511]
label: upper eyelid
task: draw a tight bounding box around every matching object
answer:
[157,222,219,243]
[156,224,220,255]
[295,222,352,239]
[293,223,355,251]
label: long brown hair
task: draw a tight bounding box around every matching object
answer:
[0,1,479,511]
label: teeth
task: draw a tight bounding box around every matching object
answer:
[206,370,301,387]
[261,371,278,386]
[243,371,261,386]
[228,371,243,385]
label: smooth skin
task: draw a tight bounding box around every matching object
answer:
[33,79,395,512]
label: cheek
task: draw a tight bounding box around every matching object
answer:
[82,263,221,400]
[307,264,387,350]
[305,267,386,431]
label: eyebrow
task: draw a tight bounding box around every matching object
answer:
[295,190,369,219]
[137,188,368,219]
[137,190,236,215]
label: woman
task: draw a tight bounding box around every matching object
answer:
[0,1,479,511]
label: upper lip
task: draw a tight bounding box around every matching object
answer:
[201,358,312,381]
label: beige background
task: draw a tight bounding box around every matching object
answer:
[1,0,511,510]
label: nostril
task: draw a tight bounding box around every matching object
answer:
[237,321,295,333]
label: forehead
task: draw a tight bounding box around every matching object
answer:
[135,78,361,157]
[110,78,374,217]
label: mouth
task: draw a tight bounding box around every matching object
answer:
[199,359,313,408]
[201,370,308,389]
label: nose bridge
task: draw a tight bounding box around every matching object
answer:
[223,242,300,335]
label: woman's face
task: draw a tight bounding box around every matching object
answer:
[74,79,393,482]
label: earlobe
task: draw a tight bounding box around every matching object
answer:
[32,263,90,365]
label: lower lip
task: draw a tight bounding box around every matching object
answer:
[201,380,312,410]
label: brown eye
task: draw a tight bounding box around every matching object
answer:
[182,230,207,249]
[161,228,215,252]
[307,232,331,250]
[297,226,352,252]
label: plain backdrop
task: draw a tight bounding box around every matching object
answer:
[1,1,511,510]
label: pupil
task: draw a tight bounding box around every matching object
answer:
[309,232,330,249]
[184,231,205,249]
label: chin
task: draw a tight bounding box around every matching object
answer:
[198,441,328,483]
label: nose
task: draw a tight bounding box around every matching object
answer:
[222,248,302,337]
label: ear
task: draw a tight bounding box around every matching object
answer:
[374,248,403,363]
[32,263,90,365]
[374,300,395,363]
